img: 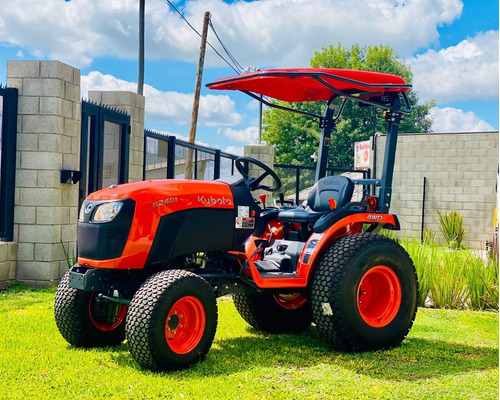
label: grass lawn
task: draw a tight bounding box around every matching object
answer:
[0,285,498,400]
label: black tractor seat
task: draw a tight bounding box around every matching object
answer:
[278,175,355,229]
[277,208,327,224]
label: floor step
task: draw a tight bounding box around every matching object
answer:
[259,271,303,279]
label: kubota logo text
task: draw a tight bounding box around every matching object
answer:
[198,195,233,207]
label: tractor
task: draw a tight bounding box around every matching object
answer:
[55,68,418,371]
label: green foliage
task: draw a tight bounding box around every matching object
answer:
[436,210,467,249]
[262,101,322,166]
[0,287,498,399]
[262,43,435,169]
[402,238,499,310]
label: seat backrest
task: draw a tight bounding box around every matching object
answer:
[307,176,354,212]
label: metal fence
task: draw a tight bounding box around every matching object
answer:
[274,164,371,204]
[0,86,18,241]
[143,130,239,181]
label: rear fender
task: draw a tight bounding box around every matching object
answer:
[296,213,399,281]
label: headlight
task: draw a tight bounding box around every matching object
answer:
[92,202,123,222]
[79,204,85,222]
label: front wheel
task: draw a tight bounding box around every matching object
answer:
[311,233,418,351]
[125,270,217,371]
[54,271,127,347]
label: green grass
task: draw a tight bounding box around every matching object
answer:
[1,285,498,400]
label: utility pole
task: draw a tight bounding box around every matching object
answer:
[185,11,210,179]
[137,0,145,95]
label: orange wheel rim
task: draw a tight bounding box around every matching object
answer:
[273,293,307,310]
[165,296,206,354]
[357,265,401,328]
[88,293,127,332]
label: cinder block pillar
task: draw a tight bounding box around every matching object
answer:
[7,60,81,286]
[88,91,145,182]
[244,144,275,195]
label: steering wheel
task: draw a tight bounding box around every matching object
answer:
[235,156,281,192]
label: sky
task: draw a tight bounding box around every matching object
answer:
[0,0,498,155]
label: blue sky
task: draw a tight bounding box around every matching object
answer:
[0,0,498,155]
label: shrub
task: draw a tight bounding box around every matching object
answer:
[436,210,466,249]
[466,255,499,310]
[401,238,499,311]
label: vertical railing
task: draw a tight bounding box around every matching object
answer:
[0,86,18,242]
[143,130,238,181]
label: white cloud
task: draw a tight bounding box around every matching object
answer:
[430,106,495,133]
[409,30,499,103]
[247,99,260,110]
[224,145,244,156]
[0,0,463,68]
[82,71,242,126]
[218,126,259,143]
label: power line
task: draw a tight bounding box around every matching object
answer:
[164,0,242,74]
[208,19,244,74]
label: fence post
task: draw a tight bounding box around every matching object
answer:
[0,87,18,242]
[214,149,221,180]
[166,135,176,179]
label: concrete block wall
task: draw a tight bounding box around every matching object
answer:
[88,91,145,182]
[0,61,147,288]
[6,60,81,286]
[374,132,498,249]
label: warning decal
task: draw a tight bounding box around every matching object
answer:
[237,206,250,218]
[236,217,255,229]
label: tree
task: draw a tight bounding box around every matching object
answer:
[262,43,435,169]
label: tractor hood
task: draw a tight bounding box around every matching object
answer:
[86,179,235,216]
[78,178,258,270]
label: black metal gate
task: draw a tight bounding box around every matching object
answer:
[80,101,131,207]
[0,86,18,242]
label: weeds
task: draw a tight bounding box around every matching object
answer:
[60,240,77,269]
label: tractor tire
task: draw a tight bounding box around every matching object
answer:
[125,270,217,371]
[54,271,127,347]
[311,233,418,351]
[233,292,312,333]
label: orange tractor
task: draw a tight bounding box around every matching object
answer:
[55,68,418,371]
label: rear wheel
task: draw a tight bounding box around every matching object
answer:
[311,233,418,351]
[54,271,127,347]
[126,270,217,371]
[233,292,312,333]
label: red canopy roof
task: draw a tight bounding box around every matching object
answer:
[207,68,410,102]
